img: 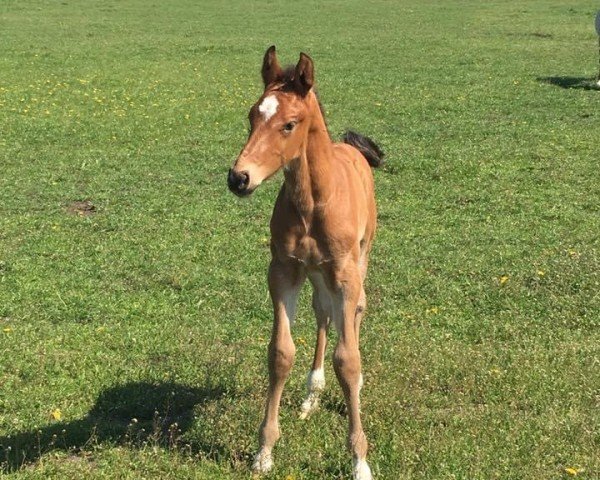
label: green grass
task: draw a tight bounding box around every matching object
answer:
[1,0,599,478]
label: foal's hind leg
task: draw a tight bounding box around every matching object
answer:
[300,281,330,419]
[354,248,370,395]
[253,259,304,474]
[355,287,367,397]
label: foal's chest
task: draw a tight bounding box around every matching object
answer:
[284,234,331,267]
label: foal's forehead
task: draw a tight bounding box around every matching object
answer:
[252,91,300,123]
[258,94,279,121]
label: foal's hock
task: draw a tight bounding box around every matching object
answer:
[228,45,383,480]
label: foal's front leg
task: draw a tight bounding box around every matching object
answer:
[252,258,304,474]
[330,263,372,480]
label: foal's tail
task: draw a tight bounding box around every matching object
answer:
[342,130,385,168]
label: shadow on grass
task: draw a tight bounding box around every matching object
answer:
[538,76,600,90]
[0,381,228,473]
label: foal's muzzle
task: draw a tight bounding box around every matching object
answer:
[227,169,252,196]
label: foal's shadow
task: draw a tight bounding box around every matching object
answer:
[0,381,226,473]
[537,76,600,90]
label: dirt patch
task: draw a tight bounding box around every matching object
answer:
[66,200,97,217]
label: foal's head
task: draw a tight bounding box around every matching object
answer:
[228,46,318,197]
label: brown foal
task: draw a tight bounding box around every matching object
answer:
[227,46,383,480]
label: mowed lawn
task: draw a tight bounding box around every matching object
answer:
[1,0,599,478]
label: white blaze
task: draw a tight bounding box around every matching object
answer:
[258,95,279,121]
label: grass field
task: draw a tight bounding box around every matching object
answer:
[1,0,599,478]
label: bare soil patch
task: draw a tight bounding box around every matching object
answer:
[66,200,97,217]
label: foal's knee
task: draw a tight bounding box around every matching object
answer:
[268,342,296,377]
[333,343,361,386]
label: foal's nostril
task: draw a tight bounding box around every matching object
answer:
[239,171,249,188]
[227,169,251,195]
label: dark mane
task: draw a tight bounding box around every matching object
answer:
[279,65,299,88]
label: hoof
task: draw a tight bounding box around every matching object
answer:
[252,448,273,475]
[353,458,372,480]
[300,369,325,419]
[299,392,321,420]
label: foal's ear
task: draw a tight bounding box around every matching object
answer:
[293,52,314,97]
[261,45,283,88]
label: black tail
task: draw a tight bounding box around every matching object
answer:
[342,130,384,168]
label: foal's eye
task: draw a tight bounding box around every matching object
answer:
[282,121,297,133]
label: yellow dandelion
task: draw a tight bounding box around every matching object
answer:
[3,327,12,333]
[537,270,545,276]
[499,275,509,285]
[565,467,584,476]
[51,408,62,421]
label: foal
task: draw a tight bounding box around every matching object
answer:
[227,46,383,480]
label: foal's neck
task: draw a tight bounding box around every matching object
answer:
[283,93,334,216]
